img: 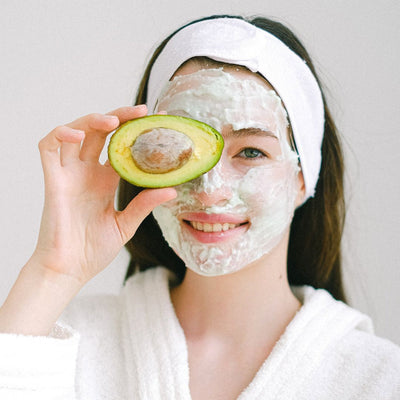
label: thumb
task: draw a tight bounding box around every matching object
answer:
[116,187,177,244]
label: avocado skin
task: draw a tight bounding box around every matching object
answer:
[108,115,224,188]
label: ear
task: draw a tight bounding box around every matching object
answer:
[295,169,306,208]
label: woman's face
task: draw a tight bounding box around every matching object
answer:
[152,62,304,276]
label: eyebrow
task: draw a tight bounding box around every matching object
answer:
[224,128,278,139]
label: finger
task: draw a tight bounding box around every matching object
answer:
[39,126,85,173]
[79,106,148,162]
[79,115,119,161]
[56,113,118,164]
[115,187,177,244]
[66,105,147,137]
[106,104,148,124]
[60,141,82,165]
[67,112,119,134]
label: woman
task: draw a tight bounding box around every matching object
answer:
[0,15,399,400]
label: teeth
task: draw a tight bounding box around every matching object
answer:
[212,223,222,232]
[204,223,212,232]
[189,221,241,232]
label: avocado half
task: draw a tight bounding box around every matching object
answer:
[108,115,224,187]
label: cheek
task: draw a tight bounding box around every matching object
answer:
[238,164,298,215]
[156,181,196,215]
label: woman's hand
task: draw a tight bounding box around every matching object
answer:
[0,105,176,335]
[32,104,176,285]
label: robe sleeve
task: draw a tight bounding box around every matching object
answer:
[0,323,79,400]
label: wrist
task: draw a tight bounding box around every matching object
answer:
[0,259,83,336]
[23,254,85,293]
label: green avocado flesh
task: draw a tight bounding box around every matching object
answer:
[108,115,224,188]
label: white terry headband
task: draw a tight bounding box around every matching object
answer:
[146,17,325,200]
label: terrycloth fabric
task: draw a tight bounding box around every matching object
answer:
[0,324,79,400]
[146,17,325,200]
[0,266,399,399]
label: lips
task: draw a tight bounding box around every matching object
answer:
[180,212,249,243]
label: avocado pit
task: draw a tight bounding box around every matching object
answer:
[131,128,194,174]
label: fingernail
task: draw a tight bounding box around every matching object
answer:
[72,129,85,135]
[104,115,119,121]
[134,104,147,111]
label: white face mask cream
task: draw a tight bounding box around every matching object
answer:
[152,68,300,276]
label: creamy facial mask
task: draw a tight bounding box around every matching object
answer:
[153,68,300,276]
[157,68,288,142]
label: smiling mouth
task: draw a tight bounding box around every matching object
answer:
[184,220,248,233]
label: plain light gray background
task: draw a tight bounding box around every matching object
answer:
[0,1,399,345]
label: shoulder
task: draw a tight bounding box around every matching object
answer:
[319,330,400,399]
[292,285,400,398]
[336,329,400,380]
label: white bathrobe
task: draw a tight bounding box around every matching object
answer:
[0,266,399,399]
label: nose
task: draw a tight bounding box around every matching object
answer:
[195,186,233,207]
[190,163,233,207]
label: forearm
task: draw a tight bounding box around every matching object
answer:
[0,259,82,336]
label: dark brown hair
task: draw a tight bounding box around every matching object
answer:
[118,15,347,302]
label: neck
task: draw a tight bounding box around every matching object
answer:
[170,237,301,346]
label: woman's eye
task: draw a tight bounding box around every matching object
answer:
[238,148,267,159]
